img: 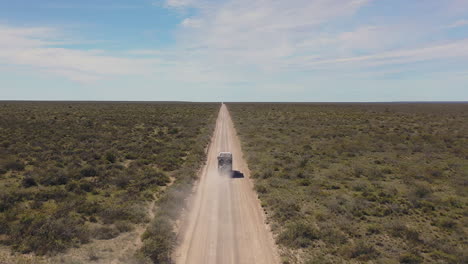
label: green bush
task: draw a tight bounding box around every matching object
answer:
[255,183,268,194]
[278,221,319,248]
[115,221,134,232]
[342,241,379,260]
[113,173,133,188]
[3,161,25,171]
[105,152,117,163]
[228,103,468,262]
[9,213,89,255]
[274,199,301,223]
[140,217,175,264]
[412,183,432,198]
[92,226,120,240]
[399,252,423,264]
[80,167,98,177]
[0,102,218,257]
[143,168,170,186]
[79,181,94,192]
[435,217,457,230]
[0,214,8,234]
[0,191,23,212]
[38,171,68,186]
[22,176,38,188]
[386,222,420,242]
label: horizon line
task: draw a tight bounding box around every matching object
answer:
[0,100,467,104]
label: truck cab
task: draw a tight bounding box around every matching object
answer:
[217,152,232,174]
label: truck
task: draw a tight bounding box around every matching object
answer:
[217,152,232,175]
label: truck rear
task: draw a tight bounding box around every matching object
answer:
[217,152,232,175]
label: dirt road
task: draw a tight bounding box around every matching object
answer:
[175,104,279,264]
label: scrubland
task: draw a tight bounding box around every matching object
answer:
[0,102,218,263]
[228,103,467,264]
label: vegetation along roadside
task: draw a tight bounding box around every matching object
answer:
[228,103,467,264]
[0,102,218,263]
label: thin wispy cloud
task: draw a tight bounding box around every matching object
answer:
[181,18,202,28]
[0,0,467,100]
[168,0,468,77]
[0,25,161,82]
[172,0,372,71]
[289,40,468,69]
[165,0,194,8]
[447,19,468,28]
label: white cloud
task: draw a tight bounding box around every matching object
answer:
[2,0,468,87]
[289,40,468,69]
[0,26,58,48]
[127,49,164,56]
[169,0,468,77]
[181,18,203,28]
[165,0,194,8]
[0,25,166,83]
[172,0,372,72]
[447,19,468,28]
[0,24,241,86]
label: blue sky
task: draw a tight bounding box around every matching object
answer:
[0,0,467,101]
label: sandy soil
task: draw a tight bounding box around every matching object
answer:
[174,104,279,264]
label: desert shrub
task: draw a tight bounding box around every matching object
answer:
[399,252,423,264]
[255,183,268,194]
[341,241,379,260]
[75,200,101,216]
[38,171,68,186]
[0,214,8,234]
[99,203,141,224]
[115,221,134,232]
[319,224,347,245]
[260,169,274,179]
[0,102,218,257]
[113,173,133,188]
[434,217,457,230]
[92,226,120,240]
[140,217,175,264]
[156,154,180,171]
[305,255,334,264]
[105,152,117,163]
[278,220,319,248]
[98,203,130,224]
[3,160,25,171]
[0,191,23,212]
[65,181,82,194]
[366,167,384,180]
[429,250,458,263]
[79,181,94,192]
[326,195,353,216]
[274,199,301,223]
[386,222,420,242]
[143,168,170,186]
[9,213,89,255]
[228,103,468,262]
[80,167,98,177]
[412,183,432,199]
[298,178,311,186]
[33,187,69,201]
[366,223,381,235]
[21,176,38,188]
[124,152,138,160]
[351,180,369,192]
